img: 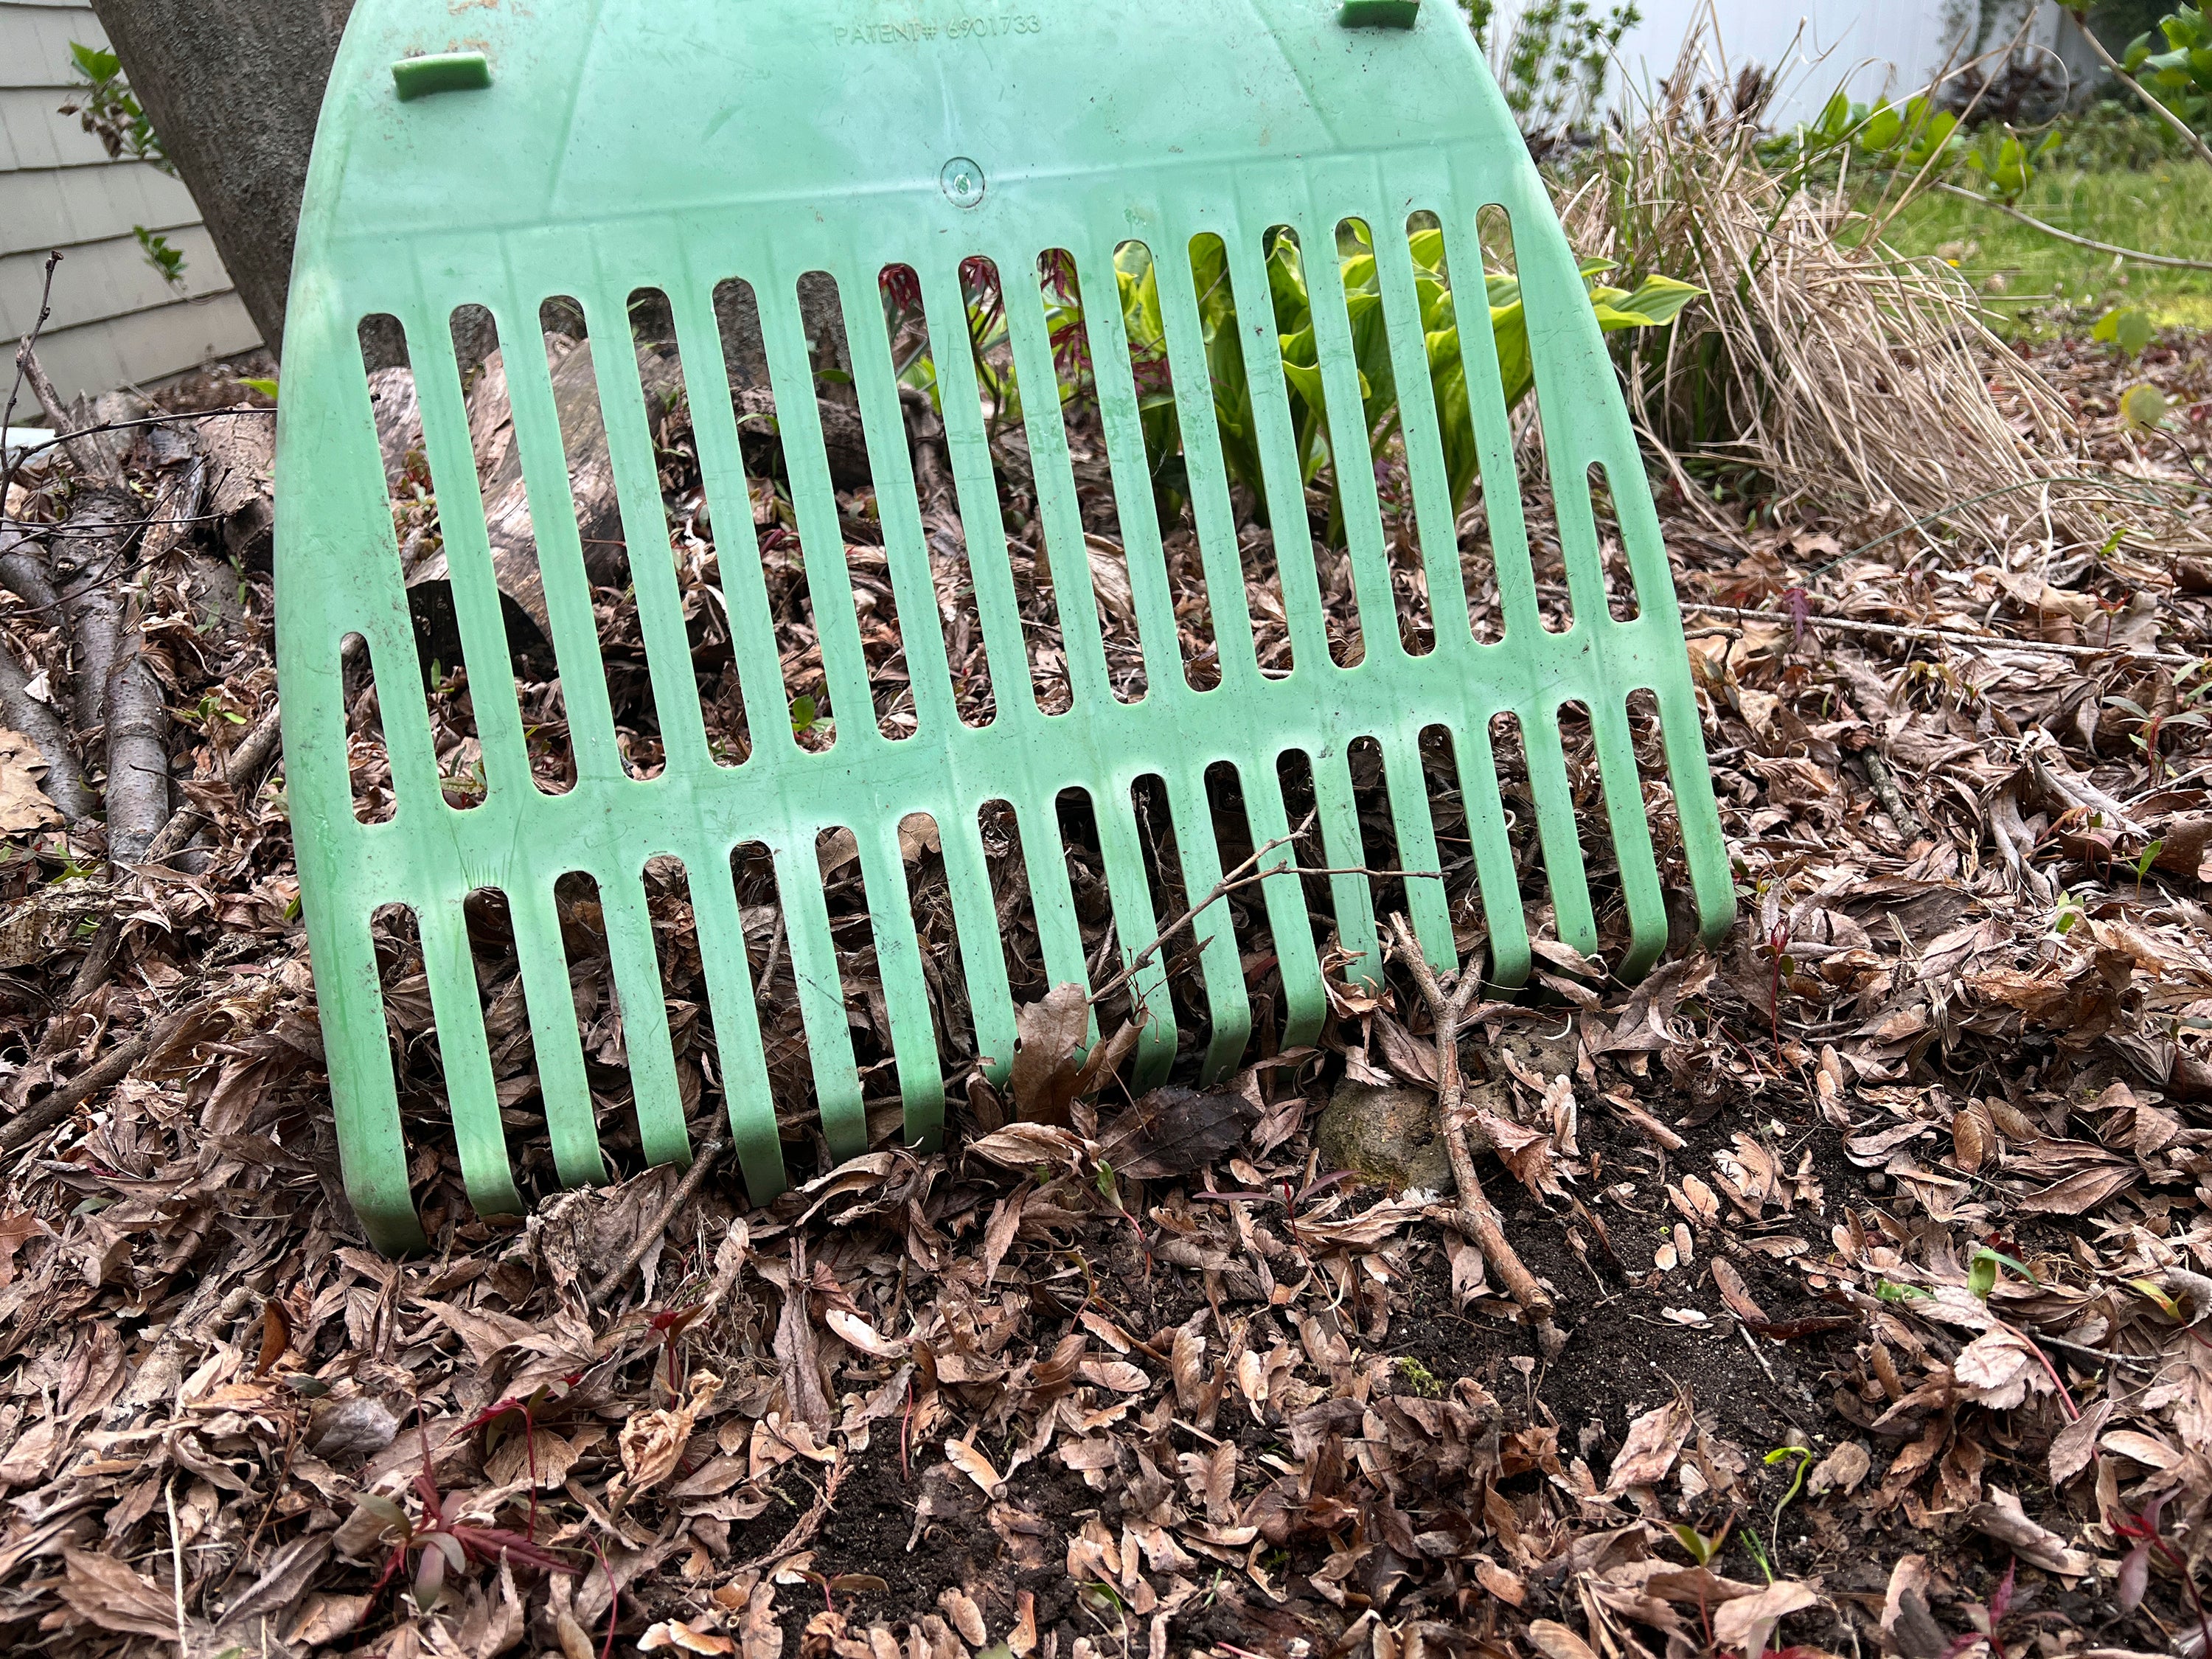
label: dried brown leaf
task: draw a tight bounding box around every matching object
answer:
[1603,1397,1693,1496]
[1096,1084,1256,1179]
[59,1548,175,1641]
[1008,983,1091,1126]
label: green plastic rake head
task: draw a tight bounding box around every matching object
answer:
[277,0,1735,1253]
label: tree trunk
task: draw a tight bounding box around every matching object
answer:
[87,0,355,357]
[86,1,849,377]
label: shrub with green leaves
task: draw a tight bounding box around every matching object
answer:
[1461,0,1644,143]
[58,43,170,174]
[60,43,187,286]
[2125,4,2212,135]
[899,231,1696,543]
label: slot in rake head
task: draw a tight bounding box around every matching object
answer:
[276,0,1735,1252]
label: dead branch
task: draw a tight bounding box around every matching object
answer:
[0,526,58,611]
[0,989,223,1158]
[588,1138,728,1309]
[13,334,113,487]
[1681,600,2199,667]
[0,255,63,510]
[1930,182,2212,273]
[1385,914,1562,1357]
[0,633,91,821]
[1087,812,1317,1009]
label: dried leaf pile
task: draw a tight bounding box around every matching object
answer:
[0,283,2210,1659]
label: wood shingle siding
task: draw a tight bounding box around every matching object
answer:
[0,0,260,402]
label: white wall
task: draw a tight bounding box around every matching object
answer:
[0,0,260,403]
[1487,1,2101,131]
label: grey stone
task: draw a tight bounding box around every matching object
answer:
[1495,1023,1579,1085]
[1315,1082,1453,1194]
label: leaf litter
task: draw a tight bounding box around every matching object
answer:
[0,283,2210,1659]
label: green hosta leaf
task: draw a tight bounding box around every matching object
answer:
[1278,356,1329,413]
[1590,274,1703,330]
[1489,300,1534,410]
[2121,383,2171,433]
[2093,305,2154,357]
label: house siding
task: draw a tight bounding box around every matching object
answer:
[0,0,261,403]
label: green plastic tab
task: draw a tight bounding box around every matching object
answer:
[1339,0,1420,26]
[281,0,1736,1253]
[391,51,490,100]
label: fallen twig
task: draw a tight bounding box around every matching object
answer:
[1861,749,1927,842]
[1931,182,2212,273]
[1385,914,1562,1357]
[0,989,223,1158]
[732,1449,847,1575]
[588,1138,728,1310]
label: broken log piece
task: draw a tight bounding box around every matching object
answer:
[49,487,134,739]
[192,408,275,569]
[14,344,145,754]
[0,526,58,611]
[102,613,169,866]
[0,634,91,822]
[731,382,877,494]
[397,335,642,664]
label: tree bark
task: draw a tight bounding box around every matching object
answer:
[0,639,92,823]
[14,344,169,855]
[87,0,355,356]
[86,1,850,372]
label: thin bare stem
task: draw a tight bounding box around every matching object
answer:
[588,1139,729,1309]
[2063,10,2212,170]
[1386,914,1562,1355]
[1931,182,2212,272]
[1,252,63,507]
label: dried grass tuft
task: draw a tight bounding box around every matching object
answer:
[1559,32,2183,557]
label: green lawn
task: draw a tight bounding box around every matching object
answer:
[1880,161,2212,334]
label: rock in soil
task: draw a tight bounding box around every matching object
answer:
[1492,1022,1579,1085]
[1315,1081,1453,1192]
